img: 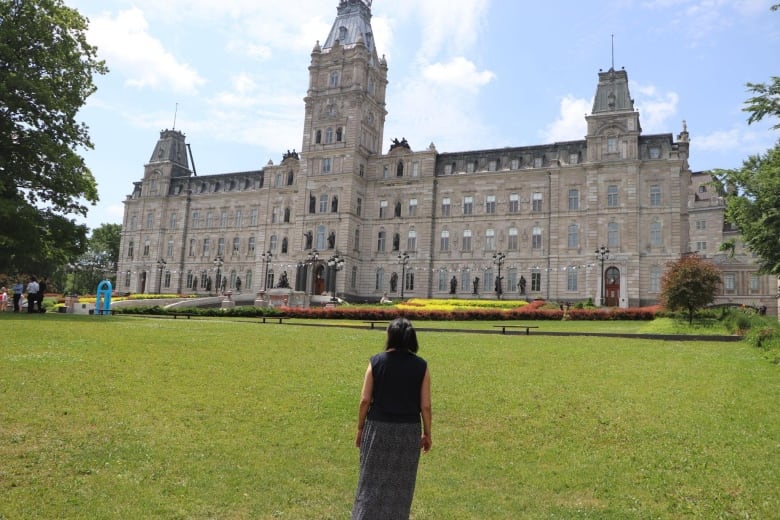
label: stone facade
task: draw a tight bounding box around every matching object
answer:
[116,0,777,314]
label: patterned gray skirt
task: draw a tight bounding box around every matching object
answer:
[351,419,422,519]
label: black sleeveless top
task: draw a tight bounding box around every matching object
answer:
[367,350,427,423]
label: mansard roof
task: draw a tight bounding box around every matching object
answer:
[592,67,635,114]
[322,0,375,53]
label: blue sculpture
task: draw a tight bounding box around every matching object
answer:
[95,280,113,315]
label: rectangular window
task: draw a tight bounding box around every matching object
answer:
[356,197,362,217]
[438,270,448,292]
[322,158,332,173]
[568,189,579,210]
[412,162,420,177]
[235,210,242,228]
[532,227,542,249]
[463,196,473,215]
[750,275,760,291]
[507,228,518,250]
[607,185,618,207]
[696,241,707,251]
[217,238,225,256]
[485,195,496,214]
[507,268,517,292]
[488,160,497,172]
[377,231,386,252]
[532,192,543,212]
[166,239,174,258]
[440,230,450,251]
[408,199,418,217]
[607,137,618,153]
[232,237,240,254]
[188,239,195,257]
[383,165,389,178]
[533,157,543,168]
[569,153,579,165]
[272,207,280,224]
[146,212,154,229]
[462,230,472,251]
[567,225,579,248]
[511,159,520,170]
[651,222,663,246]
[203,238,210,256]
[170,212,177,229]
[608,222,619,247]
[724,274,736,291]
[650,266,662,293]
[379,200,388,218]
[485,229,495,251]
[531,272,541,292]
[650,185,662,206]
[441,197,451,217]
[248,237,255,253]
[206,212,213,228]
[319,195,328,213]
[466,162,475,173]
[220,211,228,228]
[696,220,707,230]
[250,208,258,226]
[509,193,519,213]
[407,231,417,252]
[567,269,578,291]
[444,164,452,175]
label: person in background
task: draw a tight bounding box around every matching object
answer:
[37,276,47,313]
[26,276,39,314]
[12,280,23,312]
[0,287,8,312]
[351,317,432,519]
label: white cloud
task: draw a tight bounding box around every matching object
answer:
[542,96,591,143]
[633,83,679,132]
[422,58,495,92]
[89,8,205,95]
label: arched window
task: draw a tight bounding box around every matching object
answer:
[375,268,385,290]
[245,270,253,290]
[397,161,404,177]
[315,130,322,144]
[282,237,289,254]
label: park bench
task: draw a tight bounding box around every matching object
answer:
[493,324,540,335]
[362,320,389,330]
[260,316,290,324]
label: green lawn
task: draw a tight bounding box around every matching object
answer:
[1,314,777,519]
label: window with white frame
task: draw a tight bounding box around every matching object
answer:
[607,185,618,207]
[567,269,578,291]
[146,212,154,229]
[438,269,448,291]
[567,224,579,248]
[507,268,517,292]
[167,239,174,258]
[509,193,519,213]
[408,198,418,217]
[220,211,228,228]
[248,237,255,253]
[250,208,258,226]
[444,164,452,175]
[511,158,520,169]
[235,210,242,228]
[203,238,210,256]
[407,230,417,251]
[206,211,213,228]
[466,161,475,173]
[375,268,384,290]
[485,229,495,251]
[170,212,177,229]
[650,185,662,206]
[412,162,420,177]
[650,220,663,246]
[460,270,471,294]
[507,228,518,250]
[696,220,707,230]
[326,127,334,144]
[532,227,542,249]
[463,196,473,215]
[568,189,579,210]
[607,137,618,153]
[532,192,543,212]
[483,269,494,294]
[316,225,326,250]
[319,194,328,213]
[232,237,240,254]
[724,273,735,291]
[440,230,450,251]
[441,197,451,217]
[143,239,150,256]
[377,230,386,252]
[696,241,707,251]
[485,195,496,214]
[462,229,472,251]
[272,206,280,224]
[217,238,225,256]
[608,222,619,247]
[379,200,388,218]
[750,274,760,291]
[270,234,278,252]
[322,158,332,173]
[531,271,541,292]
[650,266,662,293]
[329,70,339,87]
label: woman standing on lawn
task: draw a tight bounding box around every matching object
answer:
[352,317,432,519]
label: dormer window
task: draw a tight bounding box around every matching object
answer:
[649,146,661,159]
[329,71,340,88]
[315,130,322,144]
[607,137,618,154]
[338,26,348,41]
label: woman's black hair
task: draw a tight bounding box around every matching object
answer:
[385,317,419,353]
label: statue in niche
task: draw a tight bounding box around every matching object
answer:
[450,276,457,294]
[277,271,290,288]
[390,272,398,292]
[472,277,480,295]
[304,231,313,249]
[327,232,336,249]
[392,233,400,251]
[331,196,338,213]
[519,275,527,294]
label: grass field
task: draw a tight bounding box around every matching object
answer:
[1,314,778,519]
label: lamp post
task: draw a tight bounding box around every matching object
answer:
[327,253,345,302]
[213,256,223,295]
[595,245,609,306]
[492,251,506,299]
[306,249,319,295]
[397,251,410,300]
[156,258,166,294]
[261,250,272,290]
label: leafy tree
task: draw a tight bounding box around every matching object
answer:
[0,0,107,273]
[713,3,780,275]
[660,254,722,324]
[63,223,122,294]
[89,223,122,270]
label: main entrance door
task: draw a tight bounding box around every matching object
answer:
[605,267,620,307]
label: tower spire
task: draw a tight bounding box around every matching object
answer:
[611,34,615,70]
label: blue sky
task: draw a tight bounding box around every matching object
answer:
[69,0,780,231]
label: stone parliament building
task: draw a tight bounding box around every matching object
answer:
[117,0,777,314]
